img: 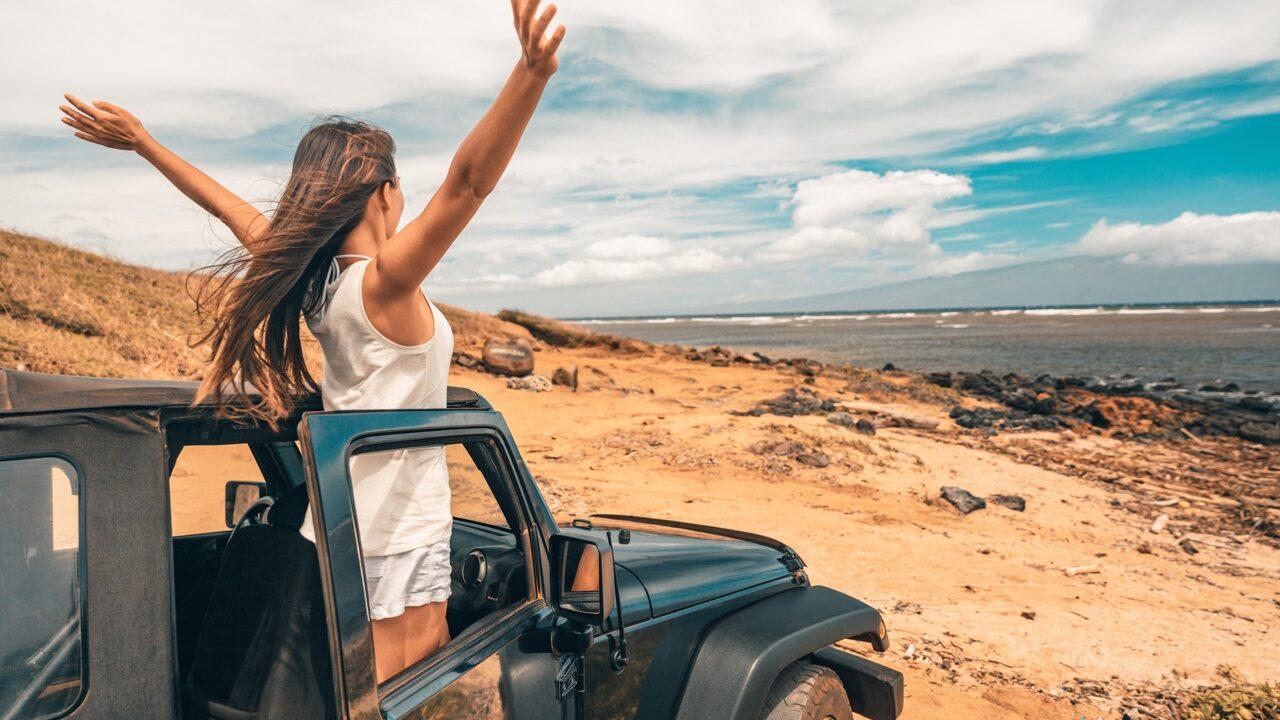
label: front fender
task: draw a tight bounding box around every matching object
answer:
[673,585,895,720]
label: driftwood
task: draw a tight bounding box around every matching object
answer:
[1149,514,1170,534]
[1064,563,1101,577]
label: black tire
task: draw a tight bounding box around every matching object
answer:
[761,660,854,720]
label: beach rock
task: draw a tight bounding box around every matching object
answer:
[795,451,830,468]
[740,387,836,417]
[989,494,1026,512]
[855,418,877,436]
[792,359,823,377]
[950,407,998,429]
[751,352,773,365]
[940,486,986,515]
[1236,396,1274,413]
[1075,402,1112,428]
[1178,538,1199,555]
[1198,382,1240,393]
[882,362,897,372]
[826,411,855,428]
[482,337,535,377]
[506,374,552,392]
[451,351,482,370]
[551,364,579,390]
[926,372,953,388]
[1239,421,1280,444]
[704,346,736,367]
[750,435,808,457]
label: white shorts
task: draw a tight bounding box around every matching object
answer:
[364,541,453,620]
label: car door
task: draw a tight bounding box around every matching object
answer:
[298,408,580,720]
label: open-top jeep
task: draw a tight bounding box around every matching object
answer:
[0,369,903,720]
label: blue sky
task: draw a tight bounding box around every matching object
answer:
[2,0,1279,316]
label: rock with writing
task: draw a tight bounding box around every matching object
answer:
[482,337,535,377]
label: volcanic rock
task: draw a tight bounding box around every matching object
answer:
[826,412,855,428]
[988,494,1026,512]
[795,451,830,468]
[940,486,986,514]
[452,351,482,370]
[551,364,579,390]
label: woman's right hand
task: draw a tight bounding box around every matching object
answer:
[511,0,566,78]
[59,94,153,152]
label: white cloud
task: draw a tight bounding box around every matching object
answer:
[584,234,672,259]
[1075,211,1280,265]
[759,226,870,263]
[5,0,1280,313]
[950,146,1047,165]
[760,168,973,262]
[532,240,729,287]
[790,170,972,228]
[919,250,1020,276]
[1014,112,1123,136]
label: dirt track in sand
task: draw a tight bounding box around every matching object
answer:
[178,346,1277,719]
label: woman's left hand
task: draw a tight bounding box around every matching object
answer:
[59,94,153,152]
[511,0,566,78]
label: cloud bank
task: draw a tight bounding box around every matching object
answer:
[1077,211,1280,265]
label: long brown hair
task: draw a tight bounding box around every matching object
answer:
[193,117,397,426]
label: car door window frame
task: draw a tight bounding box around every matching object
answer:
[0,451,89,720]
[300,412,550,720]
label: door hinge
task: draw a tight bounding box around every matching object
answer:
[780,547,806,574]
[555,654,583,701]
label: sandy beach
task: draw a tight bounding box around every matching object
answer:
[3,230,1277,719]
[450,337,1277,720]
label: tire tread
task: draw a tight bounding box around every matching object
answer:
[761,660,852,720]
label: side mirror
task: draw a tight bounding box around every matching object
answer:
[549,529,616,627]
[224,481,268,528]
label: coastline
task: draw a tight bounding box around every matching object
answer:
[5,230,1276,720]
[456,311,1279,719]
[450,331,1279,720]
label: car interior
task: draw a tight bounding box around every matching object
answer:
[164,419,533,720]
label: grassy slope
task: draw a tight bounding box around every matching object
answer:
[0,228,529,380]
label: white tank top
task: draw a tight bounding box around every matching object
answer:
[299,256,455,556]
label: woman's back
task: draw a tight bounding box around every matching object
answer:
[302,257,455,556]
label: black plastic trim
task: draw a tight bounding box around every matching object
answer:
[673,585,888,720]
[812,646,904,720]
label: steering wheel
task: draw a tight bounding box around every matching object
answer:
[232,496,275,536]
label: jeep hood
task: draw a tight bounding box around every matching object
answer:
[589,515,799,617]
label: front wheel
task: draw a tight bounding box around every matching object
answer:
[762,660,854,720]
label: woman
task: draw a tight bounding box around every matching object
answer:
[58,0,565,683]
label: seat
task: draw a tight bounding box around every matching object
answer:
[184,483,335,719]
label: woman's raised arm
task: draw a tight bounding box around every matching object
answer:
[367,0,566,298]
[59,95,269,252]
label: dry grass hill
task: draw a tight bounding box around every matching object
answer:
[0,228,530,380]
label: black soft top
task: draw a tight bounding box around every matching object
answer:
[0,369,484,415]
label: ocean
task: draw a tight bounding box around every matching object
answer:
[575,304,1280,396]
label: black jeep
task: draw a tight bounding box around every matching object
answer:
[0,369,902,720]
